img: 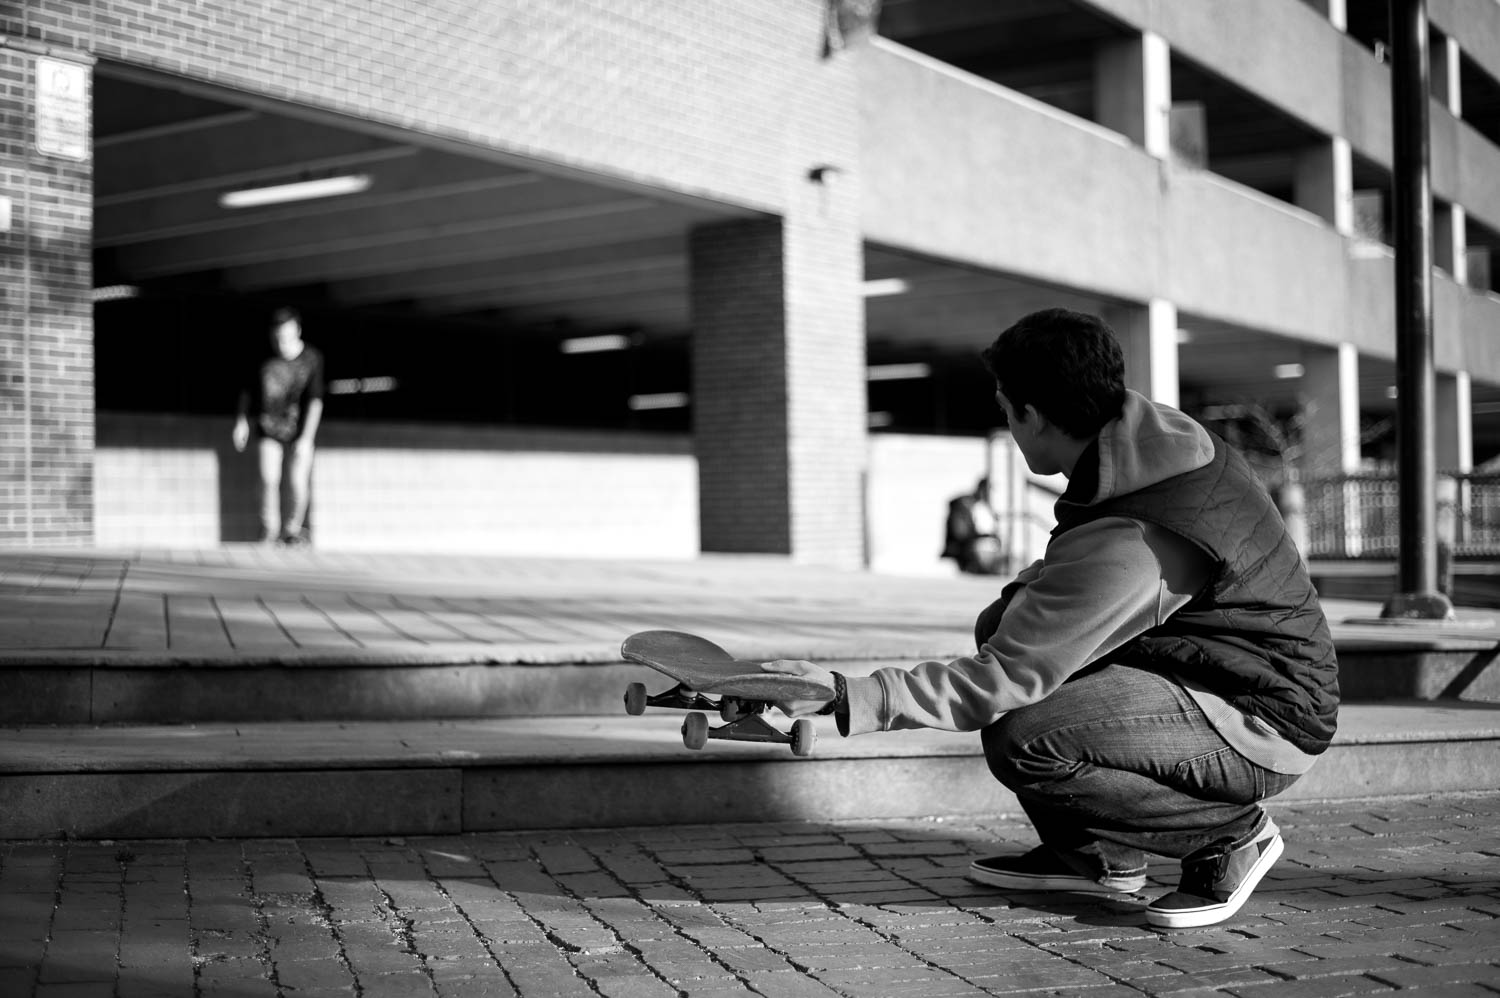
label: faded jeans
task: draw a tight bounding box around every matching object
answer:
[981,662,1301,879]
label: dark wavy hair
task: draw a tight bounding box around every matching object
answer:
[980,308,1126,438]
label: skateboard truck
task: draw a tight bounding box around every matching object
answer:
[620,630,829,757]
[624,682,816,757]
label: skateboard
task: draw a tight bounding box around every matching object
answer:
[620,630,834,757]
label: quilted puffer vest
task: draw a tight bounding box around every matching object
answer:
[1054,432,1340,754]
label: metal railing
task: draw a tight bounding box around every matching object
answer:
[1302,473,1500,558]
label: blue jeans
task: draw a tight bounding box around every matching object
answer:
[981,662,1301,879]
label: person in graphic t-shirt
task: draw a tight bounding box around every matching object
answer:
[232,306,325,546]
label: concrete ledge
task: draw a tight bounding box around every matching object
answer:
[0,663,665,724]
[4,704,1497,839]
[6,640,1497,727]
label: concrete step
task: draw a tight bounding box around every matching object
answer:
[7,613,1500,725]
[5,702,1499,840]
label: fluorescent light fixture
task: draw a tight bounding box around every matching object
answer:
[328,376,399,395]
[560,334,631,354]
[90,284,140,302]
[1274,363,1305,380]
[628,392,689,411]
[861,278,909,297]
[866,363,931,381]
[219,174,372,209]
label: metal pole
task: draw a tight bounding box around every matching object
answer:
[1381,0,1453,619]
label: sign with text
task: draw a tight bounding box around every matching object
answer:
[36,57,89,161]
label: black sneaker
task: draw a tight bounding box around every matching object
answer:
[1146,824,1284,929]
[969,845,1146,894]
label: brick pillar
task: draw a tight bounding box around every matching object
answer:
[0,44,95,546]
[690,206,865,567]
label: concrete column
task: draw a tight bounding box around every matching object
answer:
[689,208,865,568]
[1436,370,1472,473]
[1435,202,1467,284]
[1295,137,1353,234]
[1308,0,1347,31]
[1437,370,1471,554]
[0,47,95,546]
[1301,342,1362,556]
[1301,342,1362,476]
[1432,34,1462,116]
[1105,300,1178,407]
[1094,32,1171,158]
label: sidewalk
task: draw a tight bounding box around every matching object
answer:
[4,546,1499,664]
[4,793,1499,998]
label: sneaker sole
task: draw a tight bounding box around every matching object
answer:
[1145,834,1284,929]
[968,862,1144,895]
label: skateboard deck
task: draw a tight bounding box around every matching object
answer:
[620,630,834,756]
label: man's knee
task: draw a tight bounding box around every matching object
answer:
[982,710,1043,789]
[982,702,1080,791]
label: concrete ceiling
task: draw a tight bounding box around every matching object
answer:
[93,49,1500,458]
[94,65,740,339]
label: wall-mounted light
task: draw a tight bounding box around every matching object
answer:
[628,392,689,411]
[1274,363,1305,380]
[560,334,632,354]
[861,278,909,297]
[219,174,372,209]
[867,363,931,381]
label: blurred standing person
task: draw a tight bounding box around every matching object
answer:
[943,477,1004,574]
[232,306,325,546]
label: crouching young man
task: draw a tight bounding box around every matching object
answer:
[767,308,1338,928]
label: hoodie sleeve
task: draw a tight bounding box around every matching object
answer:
[841,517,1210,734]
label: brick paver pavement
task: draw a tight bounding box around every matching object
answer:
[3,792,1498,998]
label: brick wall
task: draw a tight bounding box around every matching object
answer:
[95,413,698,557]
[0,31,95,544]
[95,411,1021,574]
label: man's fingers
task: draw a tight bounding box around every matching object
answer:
[760,658,813,676]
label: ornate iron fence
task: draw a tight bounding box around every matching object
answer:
[1302,473,1500,557]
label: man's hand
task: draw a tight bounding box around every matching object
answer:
[231,417,249,453]
[761,659,837,718]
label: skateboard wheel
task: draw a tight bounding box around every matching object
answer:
[624,683,648,716]
[682,712,709,750]
[791,718,816,757]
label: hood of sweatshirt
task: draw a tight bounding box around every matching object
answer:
[1061,390,1215,510]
